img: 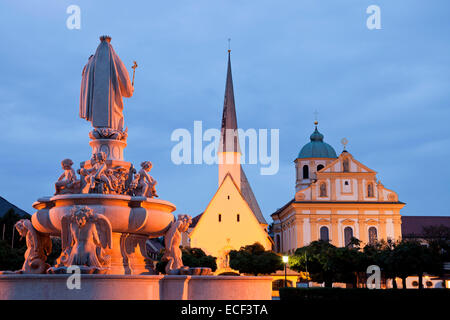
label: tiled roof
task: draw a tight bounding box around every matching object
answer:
[240,167,267,225]
[402,216,450,237]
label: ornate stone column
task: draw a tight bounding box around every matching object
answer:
[90,139,127,161]
[106,232,155,275]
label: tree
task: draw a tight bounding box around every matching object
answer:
[0,209,27,271]
[423,225,450,261]
[393,240,442,289]
[229,243,283,276]
[181,247,217,271]
[363,240,399,289]
[156,247,217,274]
[290,240,339,287]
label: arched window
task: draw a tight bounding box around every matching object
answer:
[303,165,309,179]
[344,227,353,247]
[317,164,324,172]
[367,183,374,197]
[320,226,329,242]
[319,183,327,197]
[368,227,378,245]
[276,234,281,252]
[218,214,222,222]
[343,159,349,172]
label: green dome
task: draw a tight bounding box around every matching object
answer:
[297,127,337,159]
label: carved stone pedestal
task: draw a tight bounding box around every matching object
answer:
[90,138,127,161]
[107,232,156,275]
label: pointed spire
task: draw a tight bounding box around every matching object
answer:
[219,50,240,153]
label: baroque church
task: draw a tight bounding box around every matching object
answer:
[185,50,272,273]
[271,122,405,253]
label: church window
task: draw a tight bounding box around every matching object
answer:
[237,214,240,222]
[344,227,353,247]
[367,183,374,197]
[227,195,230,200]
[303,165,309,179]
[317,164,324,172]
[319,183,327,197]
[369,227,378,245]
[320,226,329,242]
[218,214,222,222]
[343,159,349,172]
[345,181,349,185]
[276,235,281,252]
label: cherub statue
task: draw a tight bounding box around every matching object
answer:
[60,206,112,271]
[80,152,113,194]
[55,158,79,195]
[162,214,192,274]
[113,166,129,194]
[135,161,158,198]
[129,173,140,196]
[14,219,52,274]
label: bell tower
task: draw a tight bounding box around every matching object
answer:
[218,49,241,189]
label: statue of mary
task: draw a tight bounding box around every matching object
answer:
[79,36,134,132]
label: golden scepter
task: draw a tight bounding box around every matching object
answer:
[131,61,138,87]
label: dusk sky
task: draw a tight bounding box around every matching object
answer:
[0,1,449,221]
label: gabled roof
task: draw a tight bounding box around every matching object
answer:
[190,173,269,238]
[320,150,376,174]
[240,167,267,225]
[193,172,267,228]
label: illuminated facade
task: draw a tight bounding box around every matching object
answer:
[272,123,404,253]
[187,51,272,273]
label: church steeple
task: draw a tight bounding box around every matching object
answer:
[218,49,241,189]
[219,50,240,153]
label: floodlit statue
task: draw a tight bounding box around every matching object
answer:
[55,158,79,195]
[82,152,113,194]
[79,35,134,133]
[15,219,52,274]
[60,206,112,271]
[135,161,158,198]
[163,214,192,274]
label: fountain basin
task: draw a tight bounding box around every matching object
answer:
[0,274,273,300]
[32,194,176,237]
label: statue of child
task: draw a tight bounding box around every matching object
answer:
[55,159,78,195]
[137,161,158,198]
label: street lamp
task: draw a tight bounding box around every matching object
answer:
[282,256,289,288]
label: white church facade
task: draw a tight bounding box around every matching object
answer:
[186,50,272,273]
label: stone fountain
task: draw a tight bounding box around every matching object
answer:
[0,36,272,299]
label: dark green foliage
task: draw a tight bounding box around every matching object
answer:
[155,247,217,274]
[0,209,26,271]
[228,242,283,276]
[181,247,217,271]
[0,240,25,271]
[0,209,26,246]
[423,225,450,261]
[290,237,445,288]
